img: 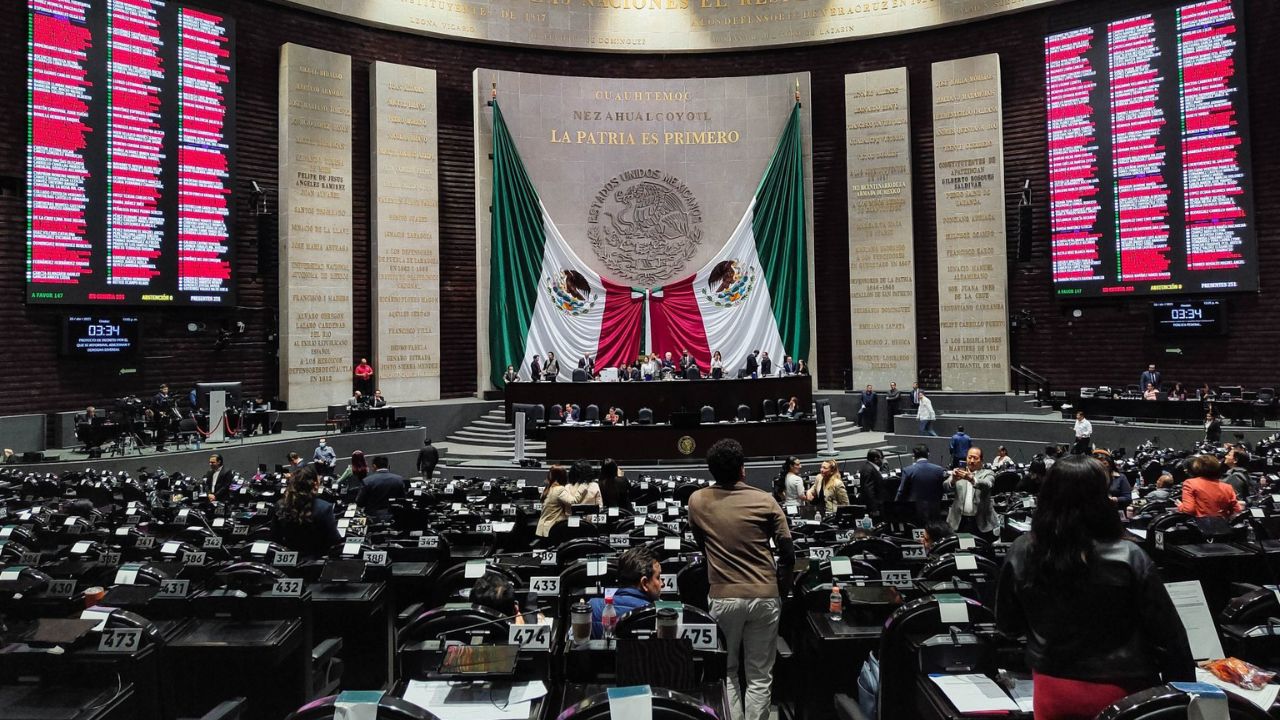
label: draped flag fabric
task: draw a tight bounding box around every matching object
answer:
[488,100,641,388]
[488,99,807,387]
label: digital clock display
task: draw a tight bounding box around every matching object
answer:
[1152,300,1224,336]
[62,316,140,357]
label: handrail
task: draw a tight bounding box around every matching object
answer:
[1011,365,1051,406]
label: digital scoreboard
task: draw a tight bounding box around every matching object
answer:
[62,316,142,357]
[27,0,235,306]
[1046,0,1255,298]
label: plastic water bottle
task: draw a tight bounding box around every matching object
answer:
[601,595,618,640]
[828,584,843,622]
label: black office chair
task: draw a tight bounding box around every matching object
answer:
[616,604,724,645]
[917,552,1000,604]
[549,404,563,425]
[1255,387,1275,404]
[736,404,750,421]
[399,603,511,646]
[529,404,546,427]
[992,470,1021,494]
[558,556,620,618]
[556,538,613,567]
[638,408,654,425]
[673,482,700,506]
[547,517,601,546]
[287,695,436,720]
[572,368,589,382]
[835,537,905,564]
[558,688,721,720]
[876,595,995,720]
[584,404,600,423]
[684,366,700,380]
[675,558,710,610]
[428,562,523,608]
[1096,684,1271,720]
[762,399,777,418]
[929,534,994,559]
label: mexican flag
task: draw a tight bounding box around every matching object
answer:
[488,100,808,388]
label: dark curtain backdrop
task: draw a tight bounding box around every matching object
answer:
[0,0,1278,420]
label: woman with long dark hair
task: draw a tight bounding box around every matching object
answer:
[773,456,804,504]
[535,464,577,538]
[599,458,631,509]
[273,464,340,558]
[996,455,1193,719]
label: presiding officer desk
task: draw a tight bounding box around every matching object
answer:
[544,419,816,462]
[503,375,812,425]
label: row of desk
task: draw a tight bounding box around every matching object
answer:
[1069,395,1276,426]
[543,419,816,462]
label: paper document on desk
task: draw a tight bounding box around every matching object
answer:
[928,674,1019,713]
[1195,668,1280,711]
[1165,580,1226,660]
[402,680,547,720]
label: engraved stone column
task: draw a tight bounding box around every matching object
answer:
[932,54,1010,392]
[846,68,915,391]
[371,61,440,403]
[279,44,353,409]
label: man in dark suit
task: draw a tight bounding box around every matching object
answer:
[744,350,759,378]
[529,355,542,383]
[760,351,773,376]
[202,453,234,501]
[857,449,886,518]
[896,444,947,524]
[357,455,406,519]
[416,438,440,479]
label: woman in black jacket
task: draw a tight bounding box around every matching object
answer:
[995,455,1193,720]
[273,464,341,558]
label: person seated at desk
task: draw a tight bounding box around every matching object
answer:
[920,521,954,556]
[782,355,796,375]
[803,459,849,513]
[1170,382,1188,401]
[1177,454,1243,518]
[710,350,724,380]
[1198,382,1215,401]
[1146,473,1175,502]
[603,406,621,425]
[783,396,802,418]
[661,351,676,377]
[590,547,662,638]
[1143,383,1159,400]
[273,464,341,559]
[503,365,520,385]
[796,359,809,375]
[628,364,643,382]
[558,401,580,423]
[991,445,1016,471]
[995,455,1194,719]
[77,405,98,425]
[347,390,365,408]
[471,574,545,625]
[370,389,387,408]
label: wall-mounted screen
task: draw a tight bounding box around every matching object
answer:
[1046,0,1255,298]
[27,0,235,305]
[1152,299,1226,336]
[62,315,141,357]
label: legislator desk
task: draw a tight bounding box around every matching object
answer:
[544,418,816,462]
[504,375,812,425]
[1069,395,1275,426]
[348,405,396,430]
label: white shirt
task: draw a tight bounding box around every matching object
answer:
[1074,418,1092,438]
[916,397,936,421]
[991,454,1015,470]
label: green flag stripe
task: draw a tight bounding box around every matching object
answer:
[752,102,810,363]
[489,101,547,390]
